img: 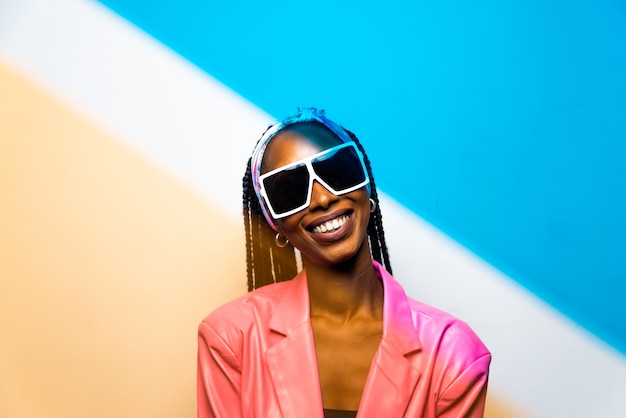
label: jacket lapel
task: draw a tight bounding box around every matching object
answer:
[265,271,324,418]
[358,262,422,417]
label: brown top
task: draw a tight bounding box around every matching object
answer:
[323,409,358,418]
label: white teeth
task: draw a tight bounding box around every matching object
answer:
[312,215,350,234]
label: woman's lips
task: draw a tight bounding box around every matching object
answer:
[311,214,351,234]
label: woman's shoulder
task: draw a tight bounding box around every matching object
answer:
[199,280,292,335]
[406,296,490,360]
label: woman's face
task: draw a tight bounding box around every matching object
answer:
[260,126,371,267]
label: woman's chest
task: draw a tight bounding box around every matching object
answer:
[311,318,383,410]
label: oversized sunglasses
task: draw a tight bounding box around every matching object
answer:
[259,142,370,219]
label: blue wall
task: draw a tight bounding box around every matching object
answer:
[98,0,626,353]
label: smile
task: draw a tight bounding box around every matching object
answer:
[311,215,351,234]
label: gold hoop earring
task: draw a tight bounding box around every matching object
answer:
[369,198,377,213]
[274,233,289,248]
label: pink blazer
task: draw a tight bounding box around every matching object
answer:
[197,261,491,417]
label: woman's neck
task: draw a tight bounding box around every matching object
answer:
[303,252,383,322]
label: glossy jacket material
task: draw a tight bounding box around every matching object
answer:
[197,261,491,417]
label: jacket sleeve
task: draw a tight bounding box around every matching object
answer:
[197,321,243,418]
[435,353,491,417]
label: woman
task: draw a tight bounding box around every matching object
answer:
[197,108,491,417]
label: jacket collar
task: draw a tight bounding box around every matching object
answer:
[268,268,310,336]
[373,260,422,355]
[266,261,422,417]
[266,269,324,416]
[359,261,422,416]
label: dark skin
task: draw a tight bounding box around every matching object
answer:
[261,127,384,411]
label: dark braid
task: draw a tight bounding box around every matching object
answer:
[243,124,392,291]
[243,157,298,291]
[345,129,393,275]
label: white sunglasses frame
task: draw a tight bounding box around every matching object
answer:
[258,142,370,220]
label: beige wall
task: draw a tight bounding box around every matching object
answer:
[0,62,246,418]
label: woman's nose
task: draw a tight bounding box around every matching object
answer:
[308,180,338,210]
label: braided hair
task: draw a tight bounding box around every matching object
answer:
[243,123,392,291]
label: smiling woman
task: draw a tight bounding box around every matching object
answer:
[196,108,492,417]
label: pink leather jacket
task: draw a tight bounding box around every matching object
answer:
[197,261,491,417]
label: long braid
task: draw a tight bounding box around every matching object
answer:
[243,156,298,291]
[345,129,393,275]
[242,159,255,291]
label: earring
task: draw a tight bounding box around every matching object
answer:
[274,233,289,248]
[369,198,377,213]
